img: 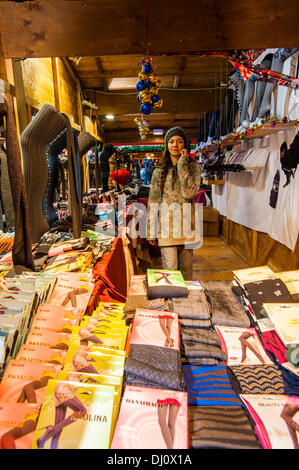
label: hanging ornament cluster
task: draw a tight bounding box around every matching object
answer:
[134,116,151,140]
[136,58,163,115]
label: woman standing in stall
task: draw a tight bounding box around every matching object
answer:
[147,127,201,280]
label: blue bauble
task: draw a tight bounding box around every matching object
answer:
[151,94,160,104]
[136,80,148,91]
[143,62,152,74]
[140,102,153,115]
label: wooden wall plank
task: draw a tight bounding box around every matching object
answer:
[0,1,298,58]
[219,215,299,271]
[22,57,55,109]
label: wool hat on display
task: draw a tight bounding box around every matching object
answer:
[110,169,131,186]
[78,131,98,158]
[164,126,190,152]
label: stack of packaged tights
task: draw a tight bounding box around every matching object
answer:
[114,306,187,449]
[0,272,57,375]
[125,308,184,391]
[0,231,14,255]
[0,271,127,449]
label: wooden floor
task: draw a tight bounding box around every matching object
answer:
[192,237,249,281]
[138,237,249,281]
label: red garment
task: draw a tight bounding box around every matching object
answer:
[261,330,287,364]
[110,170,130,186]
[88,237,138,313]
[158,314,174,320]
[157,398,181,406]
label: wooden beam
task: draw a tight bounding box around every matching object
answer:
[95,57,108,92]
[11,59,30,133]
[51,57,60,110]
[174,57,186,89]
[0,1,298,58]
[60,57,77,86]
[258,238,276,266]
[0,34,7,81]
[251,230,258,266]
[86,88,221,115]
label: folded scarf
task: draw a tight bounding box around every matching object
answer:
[181,341,227,363]
[188,406,261,449]
[169,292,211,320]
[228,364,285,395]
[244,278,294,320]
[182,364,242,407]
[181,357,220,366]
[179,318,211,329]
[125,344,184,391]
[180,326,221,346]
[201,280,251,328]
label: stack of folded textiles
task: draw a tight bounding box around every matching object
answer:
[168,281,226,365]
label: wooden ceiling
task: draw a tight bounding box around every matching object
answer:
[78,54,232,143]
[0,0,298,144]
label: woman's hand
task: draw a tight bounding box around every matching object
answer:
[148,239,158,247]
[180,148,189,158]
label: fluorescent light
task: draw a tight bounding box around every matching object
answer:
[153,129,163,135]
[108,77,137,90]
[105,114,114,120]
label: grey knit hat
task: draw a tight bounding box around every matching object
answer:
[164,126,190,151]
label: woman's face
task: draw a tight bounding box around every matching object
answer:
[168,135,185,161]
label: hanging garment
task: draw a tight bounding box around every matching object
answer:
[43,129,66,227]
[125,343,184,391]
[163,49,299,88]
[0,148,14,229]
[77,132,99,197]
[21,103,66,244]
[188,406,261,449]
[228,364,285,395]
[201,280,251,328]
[229,69,245,119]
[269,169,280,209]
[251,54,273,122]
[0,99,35,273]
[280,134,299,187]
[63,115,82,239]
[99,144,115,193]
[182,364,242,407]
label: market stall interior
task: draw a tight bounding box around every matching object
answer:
[0,0,298,450]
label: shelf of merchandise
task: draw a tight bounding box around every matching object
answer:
[201,122,299,153]
[202,179,225,185]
